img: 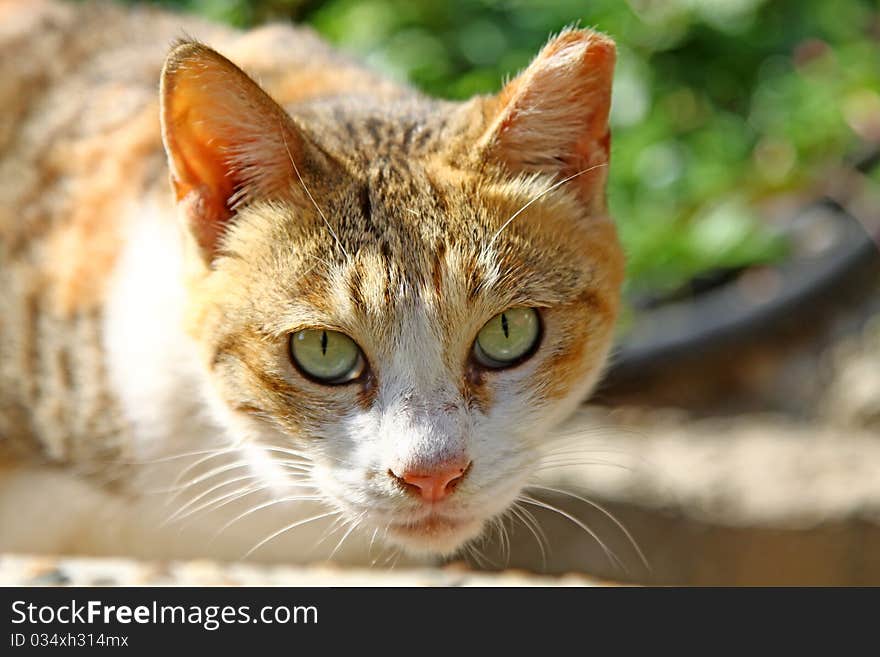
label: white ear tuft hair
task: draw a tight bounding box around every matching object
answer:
[160,42,320,259]
[479,28,616,210]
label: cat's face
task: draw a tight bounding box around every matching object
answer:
[161,29,622,556]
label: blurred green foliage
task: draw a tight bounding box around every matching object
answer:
[124,0,880,295]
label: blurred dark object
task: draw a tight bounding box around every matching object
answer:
[601,148,880,411]
[606,148,880,383]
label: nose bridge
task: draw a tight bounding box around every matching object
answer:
[392,385,467,456]
[380,374,469,475]
[379,307,469,468]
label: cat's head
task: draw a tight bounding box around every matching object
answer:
[159,28,623,557]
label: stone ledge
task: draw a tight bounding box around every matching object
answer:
[0,554,609,587]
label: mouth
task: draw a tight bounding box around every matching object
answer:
[384,512,484,555]
[390,513,465,534]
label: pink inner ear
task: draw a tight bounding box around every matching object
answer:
[161,42,301,259]
[169,116,236,204]
[164,106,240,255]
[482,28,615,184]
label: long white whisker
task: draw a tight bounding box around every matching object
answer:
[280,123,348,258]
[313,513,350,550]
[490,164,607,245]
[528,484,650,574]
[274,461,314,473]
[164,461,254,503]
[162,448,241,494]
[244,510,340,559]
[368,528,380,564]
[519,493,627,574]
[328,513,365,560]
[257,444,347,467]
[121,446,236,467]
[510,502,548,568]
[163,473,262,525]
[534,459,632,474]
[258,445,315,460]
[212,495,325,539]
[169,479,317,527]
[493,514,511,565]
[464,542,493,570]
[167,484,268,532]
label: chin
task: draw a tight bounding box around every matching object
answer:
[384,515,486,557]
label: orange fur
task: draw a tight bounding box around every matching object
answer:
[0,1,624,563]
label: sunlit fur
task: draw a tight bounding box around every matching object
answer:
[0,0,623,563]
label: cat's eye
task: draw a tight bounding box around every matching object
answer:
[473,307,541,369]
[289,329,365,384]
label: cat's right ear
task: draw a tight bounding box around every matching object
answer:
[160,42,315,261]
[470,28,616,214]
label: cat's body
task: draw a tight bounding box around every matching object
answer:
[0,0,623,565]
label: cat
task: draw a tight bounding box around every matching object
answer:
[0,0,623,567]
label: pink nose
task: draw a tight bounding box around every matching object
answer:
[394,461,471,502]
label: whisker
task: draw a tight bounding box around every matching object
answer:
[212,495,325,539]
[164,461,254,503]
[518,493,627,575]
[509,502,548,568]
[258,445,315,461]
[280,122,348,258]
[528,484,650,574]
[162,473,262,525]
[534,459,632,474]
[490,164,607,245]
[368,527,380,564]
[274,461,314,473]
[328,512,365,560]
[377,524,399,568]
[303,252,335,271]
[118,446,236,468]
[313,513,350,550]
[167,484,268,533]
[167,448,240,490]
[541,444,635,457]
[244,510,340,559]
[262,445,347,467]
[463,542,494,570]
[168,478,316,527]
[492,514,511,565]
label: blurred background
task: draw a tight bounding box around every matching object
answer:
[123,0,880,297]
[114,0,880,584]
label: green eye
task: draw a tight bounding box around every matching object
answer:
[289,329,364,384]
[473,307,541,368]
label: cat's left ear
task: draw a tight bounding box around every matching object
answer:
[160,42,323,261]
[474,28,615,213]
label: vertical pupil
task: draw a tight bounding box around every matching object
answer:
[501,313,509,339]
[320,330,328,355]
